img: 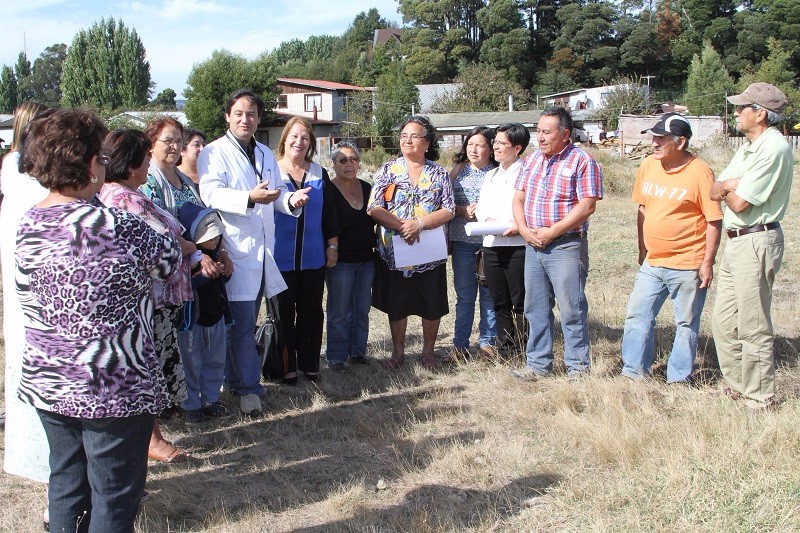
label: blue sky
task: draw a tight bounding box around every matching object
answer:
[0,0,403,99]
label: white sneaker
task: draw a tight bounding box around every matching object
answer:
[240,394,262,415]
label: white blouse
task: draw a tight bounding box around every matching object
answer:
[475,158,526,247]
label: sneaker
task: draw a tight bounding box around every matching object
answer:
[184,409,204,424]
[202,401,233,418]
[240,394,262,415]
[328,361,346,372]
[510,367,539,382]
[349,356,370,365]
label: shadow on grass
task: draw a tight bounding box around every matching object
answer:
[140,381,475,530]
[292,473,561,532]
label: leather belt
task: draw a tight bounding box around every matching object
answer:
[726,222,780,239]
[552,231,587,243]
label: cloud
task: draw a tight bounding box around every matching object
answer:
[127,0,226,19]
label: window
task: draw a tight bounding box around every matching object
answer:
[305,94,322,112]
[276,94,287,108]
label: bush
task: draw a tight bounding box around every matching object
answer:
[359,147,393,172]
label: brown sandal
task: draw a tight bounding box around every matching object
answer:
[148,441,190,463]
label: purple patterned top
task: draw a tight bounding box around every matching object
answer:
[16,201,182,418]
[98,182,192,308]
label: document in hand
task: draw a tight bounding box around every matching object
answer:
[391,226,448,267]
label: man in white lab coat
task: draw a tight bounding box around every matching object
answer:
[199,89,310,415]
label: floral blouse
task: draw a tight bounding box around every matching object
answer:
[367,156,455,276]
[98,182,192,308]
[449,162,496,244]
[15,201,181,418]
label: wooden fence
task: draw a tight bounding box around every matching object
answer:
[728,135,800,150]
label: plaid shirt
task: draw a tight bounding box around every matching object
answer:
[515,143,603,233]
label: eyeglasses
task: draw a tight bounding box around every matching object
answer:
[336,157,360,164]
[736,104,761,112]
[98,155,110,166]
[157,138,183,147]
[399,133,425,143]
[492,139,511,147]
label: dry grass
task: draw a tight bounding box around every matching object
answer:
[2,140,800,532]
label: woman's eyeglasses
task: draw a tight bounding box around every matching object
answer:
[336,157,360,164]
[157,138,183,147]
[399,133,425,142]
[98,155,110,166]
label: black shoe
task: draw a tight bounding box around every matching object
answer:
[283,376,298,385]
[349,356,370,365]
[184,409,204,424]
[305,372,321,382]
[202,401,233,418]
[328,362,346,372]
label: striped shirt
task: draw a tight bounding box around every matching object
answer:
[515,143,603,233]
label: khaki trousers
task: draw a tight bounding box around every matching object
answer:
[711,227,784,406]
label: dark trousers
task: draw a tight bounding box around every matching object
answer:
[277,267,326,376]
[38,410,154,533]
[483,246,527,350]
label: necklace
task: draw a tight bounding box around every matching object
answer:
[337,179,361,207]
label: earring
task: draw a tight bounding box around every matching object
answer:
[90,175,99,183]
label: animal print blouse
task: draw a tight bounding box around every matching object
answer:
[15,201,182,418]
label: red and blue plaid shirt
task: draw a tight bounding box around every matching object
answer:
[515,143,603,233]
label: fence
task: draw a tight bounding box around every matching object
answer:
[728,135,800,150]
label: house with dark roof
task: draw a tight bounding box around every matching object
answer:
[373,28,403,48]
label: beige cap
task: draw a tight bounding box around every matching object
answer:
[195,212,223,244]
[727,83,788,114]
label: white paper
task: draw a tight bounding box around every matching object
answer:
[464,221,513,236]
[392,226,448,267]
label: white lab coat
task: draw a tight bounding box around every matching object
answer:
[198,132,297,301]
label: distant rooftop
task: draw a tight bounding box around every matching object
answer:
[277,78,367,92]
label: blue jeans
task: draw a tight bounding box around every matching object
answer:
[621,262,706,383]
[225,298,264,396]
[524,238,590,376]
[180,319,227,410]
[38,410,154,533]
[451,240,496,349]
[325,260,376,363]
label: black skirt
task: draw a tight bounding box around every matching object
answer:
[372,259,449,321]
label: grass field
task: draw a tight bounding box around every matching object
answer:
[2,141,799,532]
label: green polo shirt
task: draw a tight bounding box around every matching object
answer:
[718,127,793,230]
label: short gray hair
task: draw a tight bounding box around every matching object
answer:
[753,104,782,126]
[331,140,360,162]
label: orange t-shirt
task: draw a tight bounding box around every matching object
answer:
[631,155,723,269]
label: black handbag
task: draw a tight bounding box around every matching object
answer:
[257,297,283,381]
[475,248,489,287]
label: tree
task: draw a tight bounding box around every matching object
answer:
[684,42,734,116]
[432,62,531,112]
[0,66,17,113]
[591,76,649,130]
[15,52,33,103]
[552,2,620,85]
[151,88,177,110]
[61,18,152,109]
[183,50,278,139]
[373,62,419,151]
[619,22,659,76]
[28,44,67,107]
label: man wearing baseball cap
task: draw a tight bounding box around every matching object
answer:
[710,82,793,408]
[620,113,722,383]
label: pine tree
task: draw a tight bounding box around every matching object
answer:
[684,42,734,116]
[0,66,18,113]
[61,18,152,110]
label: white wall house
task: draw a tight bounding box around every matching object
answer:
[542,84,650,111]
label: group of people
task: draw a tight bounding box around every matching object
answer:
[0,81,792,531]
